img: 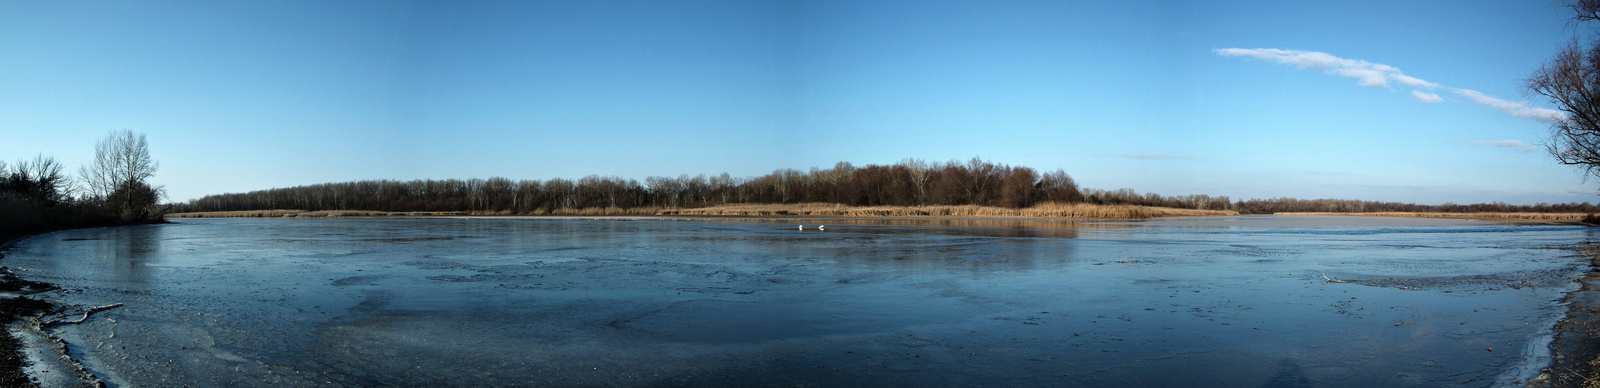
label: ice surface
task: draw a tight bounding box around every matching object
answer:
[2,216,1591,387]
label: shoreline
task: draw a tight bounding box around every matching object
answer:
[1276,211,1593,225]
[169,207,1597,225]
[0,233,91,388]
[1530,245,1600,387]
[167,202,1239,220]
[0,222,163,387]
[166,209,1594,228]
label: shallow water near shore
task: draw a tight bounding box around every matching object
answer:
[1,216,1593,387]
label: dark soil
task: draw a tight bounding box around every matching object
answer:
[0,295,56,388]
[0,236,64,388]
[1533,245,1600,387]
[0,222,162,387]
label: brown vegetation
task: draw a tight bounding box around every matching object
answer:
[79,130,164,222]
[172,202,1236,220]
[1276,212,1591,222]
[172,158,1086,214]
[1532,243,1600,387]
[171,157,1600,218]
[0,155,136,239]
[168,207,667,218]
[1233,197,1600,214]
[168,210,464,218]
[662,202,1235,219]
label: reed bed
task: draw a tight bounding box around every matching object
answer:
[170,207,668,218]
[661,202,1236,219]
[168,210,470,218]
[170,203,1235,220]
[534,207,664,216]
[1276,212,1591,221]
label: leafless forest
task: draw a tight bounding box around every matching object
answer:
[2,131,164,237]
[170,157,1600,215]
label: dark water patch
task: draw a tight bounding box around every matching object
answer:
[355,236,463,243]
[535,246,584,252]
[1341,268,1581,292]
[331,275,389,287]
[401,260,474,271]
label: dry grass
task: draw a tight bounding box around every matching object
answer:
[661,202,1236,219]
[529,207,664,216]
[170,202,1235,220]
[168,210,470,218]
[169,207,668,218]
[1277,212,1591,222]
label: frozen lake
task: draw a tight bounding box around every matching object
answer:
[2,216,1593,387]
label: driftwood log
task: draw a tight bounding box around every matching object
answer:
[1322,272,1347,284]
[51,303,123,326]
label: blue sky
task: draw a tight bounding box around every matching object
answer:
[0,0,1588,204]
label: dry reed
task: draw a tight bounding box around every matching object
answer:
[167,210,470,218]
[660,202,1236,219]
[169,207,668,218]
[170,202,1234,220]
[1276,212,1590,222]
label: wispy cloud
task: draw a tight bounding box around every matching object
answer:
[1450,89,1566,122]
[1214,48,1437,88]
[1123,153,1176,160]
[1473,140,1538,153]
[1411,90,1442,104]
[1348,184,1435,191]
[1216,48,1567,123]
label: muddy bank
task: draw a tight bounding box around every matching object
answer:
[0,272,55,387]
[0,233,93,388]
[1277,211,1592,224]
[1531,245,1600,387]
[167,202,1237,220]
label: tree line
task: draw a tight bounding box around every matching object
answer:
[1075,190,1600,214]
[1231,197,1600,214]
[172,156,1600,215]
[173,158,1084,213]
[1,130,164,237]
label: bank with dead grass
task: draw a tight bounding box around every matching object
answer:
[659,202,1235,219]
[169,202,1237,220]
[1276,211,1591,223]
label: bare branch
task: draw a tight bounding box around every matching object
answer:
[80,130,160,221]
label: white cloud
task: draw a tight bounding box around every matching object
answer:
[1473,140,1537,153]
[1213,48,1439,88]
[1450,89,1567,122]
[1411,90,1443,104]
[1123,153,1176,160]
[1216,47,1568,123]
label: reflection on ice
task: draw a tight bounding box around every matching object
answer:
[0,216,1589,387]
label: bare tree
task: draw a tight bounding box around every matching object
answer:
[1037,169,1083,203]
[900,158,934,205]
[79,130,161,221]
[1,155,72,204]
[999,166,1039,208]
[1569,0,1600,22]
[1530,1,1600,180]
[1528,41,1600,177]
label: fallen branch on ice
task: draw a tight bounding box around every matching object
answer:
[51,303,123,326]
[1322,272,1347,284]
